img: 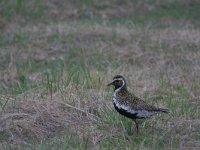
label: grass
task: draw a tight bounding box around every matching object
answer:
[0,0,200,149]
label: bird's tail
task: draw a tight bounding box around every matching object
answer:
[157,108,170,113]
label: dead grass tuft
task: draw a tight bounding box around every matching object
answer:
[0,86,106,148]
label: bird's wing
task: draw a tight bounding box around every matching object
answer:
[127,94,160,111]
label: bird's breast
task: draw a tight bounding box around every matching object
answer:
[112,90,118,104]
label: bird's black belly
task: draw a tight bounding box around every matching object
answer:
[113,102,144,119]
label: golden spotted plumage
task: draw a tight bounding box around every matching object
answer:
[116,88,164,111]
[108,75,169,133]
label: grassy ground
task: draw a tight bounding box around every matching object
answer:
[0,0,200,149]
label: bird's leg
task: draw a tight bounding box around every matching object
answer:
[133,119,139,133]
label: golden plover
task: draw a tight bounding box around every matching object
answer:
[108,75,169,133]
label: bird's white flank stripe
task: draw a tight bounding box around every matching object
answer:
[112,78,154,118]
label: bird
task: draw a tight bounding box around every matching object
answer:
[107,75,169,133]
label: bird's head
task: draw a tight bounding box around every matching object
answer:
[107,75,126,90]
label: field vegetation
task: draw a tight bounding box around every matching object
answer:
[0,0,200,149]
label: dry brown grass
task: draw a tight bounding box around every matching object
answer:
[0,85,106,148]
[0,0,200,149]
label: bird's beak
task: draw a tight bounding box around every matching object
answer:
[107,81,114,86]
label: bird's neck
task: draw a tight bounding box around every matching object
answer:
[118,86,129,94]
[114,84,128,94]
